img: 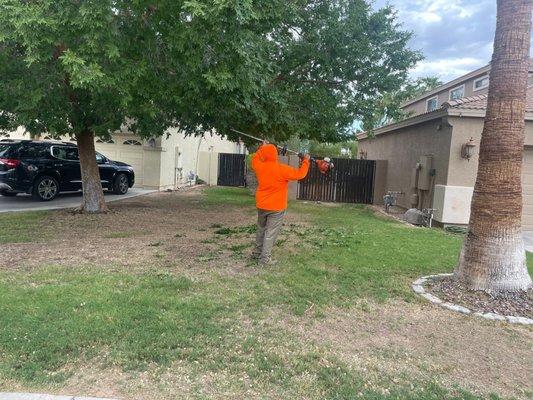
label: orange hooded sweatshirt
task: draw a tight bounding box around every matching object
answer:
[252,144,310,211]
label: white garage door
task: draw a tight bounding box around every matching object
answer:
[95,138,145,187]
[522,148,533,229]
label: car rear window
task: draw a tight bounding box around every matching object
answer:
[18,143,50,159]
[0,143,14,158]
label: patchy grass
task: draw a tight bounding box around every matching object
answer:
[202,186,255,207]
[0,188,531,400]
[0,211,49,244]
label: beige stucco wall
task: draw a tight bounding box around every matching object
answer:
[404,76,490,116]
[360,115,533,225]
[404,73,533,117]
[446,116,533,187]
[197,151,219,185]
[164,128,243,187]
[358,119,452,210]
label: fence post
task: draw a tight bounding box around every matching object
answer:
[372,160,388,205]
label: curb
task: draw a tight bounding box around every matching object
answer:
[0,394,117,400]
[412,273,533,325]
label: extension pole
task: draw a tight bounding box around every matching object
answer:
[230,128,304,157]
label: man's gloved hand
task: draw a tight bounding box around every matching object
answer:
[298,152,311,161]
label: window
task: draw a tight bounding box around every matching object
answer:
[65,147,79,161]
[473,76,489,91]
[96,138,115,144]
[123,139,142,146]
[18,144,49,159]
[96,152,106,164]
[52,146,79,161]
[449,85,465,101]
[0,144,14,158]
[426,96,438,112]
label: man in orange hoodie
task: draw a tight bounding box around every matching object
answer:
[251,143,310,265]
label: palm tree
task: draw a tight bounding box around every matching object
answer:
[454,0,533,293]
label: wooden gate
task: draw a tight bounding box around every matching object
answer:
[217,153,246,187]
[298,158,375,204]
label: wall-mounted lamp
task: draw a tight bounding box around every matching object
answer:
[461,137,476,161]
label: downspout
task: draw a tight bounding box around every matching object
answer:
[194,135,204,184]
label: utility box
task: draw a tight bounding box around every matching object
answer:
[417,155,433,191]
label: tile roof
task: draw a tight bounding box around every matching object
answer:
[443,85,533,112]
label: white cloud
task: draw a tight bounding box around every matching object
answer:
[410,57,487,81]
[392,0,483,25]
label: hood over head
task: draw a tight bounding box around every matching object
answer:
[258,144,278,162]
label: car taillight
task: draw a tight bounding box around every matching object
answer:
[0,158,21,169]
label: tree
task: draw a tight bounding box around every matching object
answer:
[454,0,533,293]
[0,0,420,212]
[218,1,422,144]
[370,76,443,128]
[0,1,170,212]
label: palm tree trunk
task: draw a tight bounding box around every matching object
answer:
[454,0,533,293]
[77,130,108,213]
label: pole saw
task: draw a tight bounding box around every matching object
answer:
[230,128,334,174]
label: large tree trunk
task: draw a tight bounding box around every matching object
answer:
[454,0,533,294]
[77,131,108,213]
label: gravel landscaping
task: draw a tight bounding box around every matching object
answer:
[427,276,533,319]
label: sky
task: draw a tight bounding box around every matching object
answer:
[373,0,497,82]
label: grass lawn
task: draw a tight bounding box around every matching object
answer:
[0,187,531,399]
[0,211,49,244]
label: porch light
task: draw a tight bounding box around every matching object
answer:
[461,137,476,161]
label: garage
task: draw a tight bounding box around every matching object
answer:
[522,147,533,230]
[96,137,145,187]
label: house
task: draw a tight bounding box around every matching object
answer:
[357,61,533,229]
[5,127,245,190]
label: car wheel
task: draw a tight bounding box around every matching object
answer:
[113,173,129,195]
[0,190,17,197]
[33,176,59,201]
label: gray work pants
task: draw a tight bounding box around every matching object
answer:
[255,209,286,263]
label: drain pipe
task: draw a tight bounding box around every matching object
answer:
[193,135,204,185]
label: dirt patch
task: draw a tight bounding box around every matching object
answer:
[427,276,533,319]
[286,301,533,399]
[0,187,307,279]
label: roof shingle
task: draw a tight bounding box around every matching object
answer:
[442,85,533,112]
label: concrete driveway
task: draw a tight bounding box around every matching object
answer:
[0,188,156,213]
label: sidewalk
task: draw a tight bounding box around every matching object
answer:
[0,394,117,400]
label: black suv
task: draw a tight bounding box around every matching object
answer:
[0,140,135,201]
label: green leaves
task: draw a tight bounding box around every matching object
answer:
[59,50,106,89]
[0,0,420,145]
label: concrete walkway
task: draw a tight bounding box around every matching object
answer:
[0,394,117,400]
[0,188,155,213]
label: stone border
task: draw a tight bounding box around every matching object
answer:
[412,273,533,325]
